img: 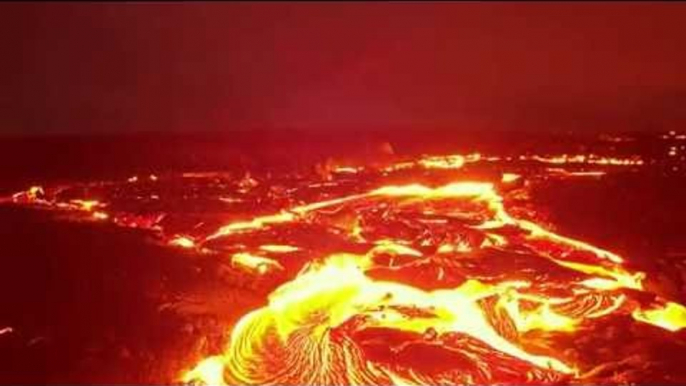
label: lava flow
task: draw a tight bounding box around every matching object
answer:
[4,152,686,385]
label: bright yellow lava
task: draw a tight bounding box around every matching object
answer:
[3,152,682,385]
[231,253,284,275]
[170,236,196,249]
[184,179,686,385]
[632,302,686,332]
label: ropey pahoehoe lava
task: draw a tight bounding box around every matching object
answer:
[4,152,685,385]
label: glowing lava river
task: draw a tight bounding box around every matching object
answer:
[3,152,686,385]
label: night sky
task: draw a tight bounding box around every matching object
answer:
[2,2,686,136]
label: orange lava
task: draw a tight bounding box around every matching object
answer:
[3,151,682,385]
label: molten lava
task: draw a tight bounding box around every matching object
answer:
[3,151,684,385]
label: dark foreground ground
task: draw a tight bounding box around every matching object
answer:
[0,205,272,384]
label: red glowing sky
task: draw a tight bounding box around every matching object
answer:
[2,2,686,135]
